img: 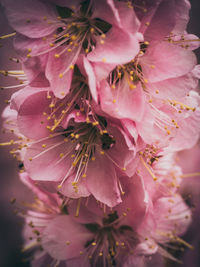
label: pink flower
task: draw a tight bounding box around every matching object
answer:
[21,174,148,267]
[2,0,141,98]
[11,85,138,207]
[95,34,200,149]
[125,194,192,265]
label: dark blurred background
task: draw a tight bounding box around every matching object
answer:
[0,1,199,266]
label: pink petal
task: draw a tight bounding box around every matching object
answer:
[24,135,74,182]
[100,80,145,122]
[86,151,121,207]
[87,26,139,65]
[141,41,197,83]
[60,174,90,199]
[2,0,59,38]
[140,0,176,41]
[42,215,93,260]
[16,89,51,139]
[46,46,80,98]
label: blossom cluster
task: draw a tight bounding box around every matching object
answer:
[0,0,200,266]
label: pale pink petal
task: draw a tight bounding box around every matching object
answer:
[60,174,90,199]
[17,89,51,139]
[24,135,74,182]
[46,46,80,98]
[42,215,93,260]
[141,41,197,83]
[87,26,139,65]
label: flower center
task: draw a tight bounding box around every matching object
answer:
[84,211,137,266]
[55,0,112,54]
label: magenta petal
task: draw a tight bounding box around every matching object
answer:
[86,152,121,207]
[2,0,59,38]
[42,215,92,260]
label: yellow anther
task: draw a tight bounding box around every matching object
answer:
[29,157,32,161]
[82,173,87,178]
[60,153,64,158]
[144,41,149,45]
[66,241,70,245]
[122,167,126,171]
[75,134,79,139]
[71,35,77,41]
[49,103,55,108]
[151,65,155,69]
[47,95,51,99]
[90,28,95,33]
[111,84,116,89]
[149,99,152,103]
[59,73,63,78]
[91,156,96,161]
[63,33,69,38]
[64,138,68,142]
[100,151,105,155]
[145,22,150,26]
[144,79,148,83]
[67,48,72,52]
[92,242,96,246]
[99,252,103,256]
[57,184,62,189]
[100,39,105,44]
[101,33,106,38]
[102,58,107,62]
[26,54,31,58]
[42,144,46,148]
[49,43,54,47]
[155,90,159,94]
[129,84,136,90]
[70,65,74,70]
[80,251,84,255]
[123,212,127,216]
[28,48,32,52]
[113,99,116,103]
[54,54,60,58]
[85,48,89,54]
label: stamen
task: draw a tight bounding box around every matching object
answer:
[0,32,16,39]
